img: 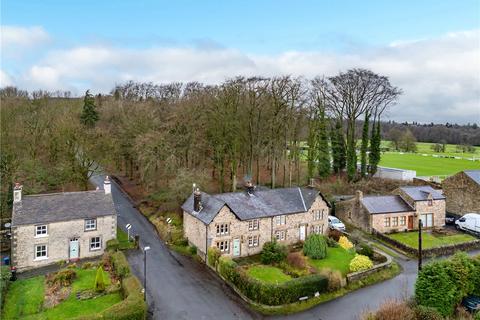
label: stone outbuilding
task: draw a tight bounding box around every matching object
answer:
[182,184,330,260]
[11,177,117,271]
[442,170,480,216]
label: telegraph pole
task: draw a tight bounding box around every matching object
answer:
[418,220,423,271]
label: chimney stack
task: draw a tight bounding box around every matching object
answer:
[309,178,315,188]
[246,181,255,195]
[193,188,202,212]
[104,176,111,195]
[355,190,363,202]
[13,183,22,203]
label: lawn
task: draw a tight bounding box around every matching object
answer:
[381,140,480,158]
[117,226,135,250]
[388,231,476,249]
[379,152,480,176]
[2,268,121,320]
[308,247,356,275]
[246,265,292,284]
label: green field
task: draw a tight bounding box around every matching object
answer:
[379,152,480,176]
[381,140,480,158]
[388,232,476,249]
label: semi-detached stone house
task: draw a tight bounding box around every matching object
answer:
[182,185,330,260]
[336,186,446,234]
[442,170,480,215]
[11,178,117,271]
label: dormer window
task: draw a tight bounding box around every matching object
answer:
[35,225,48,237]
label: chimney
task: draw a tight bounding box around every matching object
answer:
[355,190,363,202]
[246,181,255,195]
[104,176,111,195]
[13,183,22,203]
[193,188,202,212]
[309,178,315,188]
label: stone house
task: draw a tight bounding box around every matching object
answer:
[11,177,117,271]
[336,186,446,234]
[181,184,330,260]
[442,170,480,215]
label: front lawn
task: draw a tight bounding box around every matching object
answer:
[308,246,356,275]
[247,265,292,284]
[388,231,476,249]
[117,227,135,250]
[2,267,121,320]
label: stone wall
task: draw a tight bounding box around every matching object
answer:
[13,215,116,271]
[443,172,480,215]
[183,211,207,259]
[371,211,415,234]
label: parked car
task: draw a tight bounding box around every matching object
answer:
[455,213,480,234]
[328,216,346,231]
[445,214,457,225]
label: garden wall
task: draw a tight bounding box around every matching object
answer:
[346,250,392,283]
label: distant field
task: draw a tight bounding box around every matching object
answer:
[381,140,480,158]
[379,152,480,176]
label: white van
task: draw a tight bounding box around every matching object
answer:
[455,213,480,234]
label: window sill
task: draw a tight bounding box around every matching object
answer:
[34,257,48,261]
[34,234,48,238]
[90,248,102,251]
[84,229,97,232]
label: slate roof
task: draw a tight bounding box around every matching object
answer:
[181,187,325,224]
[464,170,480,186]
[12,191,116,226]
[399,186,445,201]
[361,195,414,214]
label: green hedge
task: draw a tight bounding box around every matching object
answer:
[0,266,11,311]
[218,257,328,305]
[111,251,131,278]
[106,239,120,252]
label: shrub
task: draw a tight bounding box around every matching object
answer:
[278,261,307,278]
[475,311,480,320]
[326,237,339,248]
[0,266,11,310]
[303,234,327,259]
[106,239,120,252]
[287,252,306,269]
[328,228,342,241]
[319,268,344,292]
[363,299,415,320]
[261,240,287,264]
[349,254,373,273]
[47,268,77,287]
[173,237,189,247]
[102,292,146,320]
[412,305,443,320]
[447,252,476,297]
[111,251,131,278]
[95,266,106,292]
[189,245,197,256]
[82,262,95,269]
[338,236,353,251]
[357,243,374,258]
[207,247,221,269]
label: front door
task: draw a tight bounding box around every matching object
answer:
[408,216,414,229]
[233,239,241,257]
[299,225,306,241]
[69,238,79,260]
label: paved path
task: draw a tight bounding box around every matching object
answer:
[91,175,479,320]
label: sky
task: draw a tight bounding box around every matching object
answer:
[1,0,479,124]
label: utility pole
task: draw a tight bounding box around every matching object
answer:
[418,220,423,272]
[143,246,150,301]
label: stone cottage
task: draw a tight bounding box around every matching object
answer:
[181,183,330,260]
[336,186,446,233]
[442,170,480,215]
[11,177,117,271]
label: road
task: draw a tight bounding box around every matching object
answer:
[90,175,477,320]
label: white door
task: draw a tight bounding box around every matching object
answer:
[233,239,241,257]
[420,214,433,228]
[69,239,79,260]
[299,225,306,241]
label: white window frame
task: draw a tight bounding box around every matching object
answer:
[216,240,229,252]
[392,217,399,227]
[400,216,406,226]
[275,230,286,241]
[384,217,391,227]
[312,224,323,234]
[216,223,229,236]
[85,218,97,231]
[35,225,48,238]
[275,215,286,226]
[34,244,48,260]
[90,236,102,251]
[248,219,259,231]
[248,235,259,247]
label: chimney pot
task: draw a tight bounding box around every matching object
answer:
[355,190,363,201]
[246,181,255,195]
[13,183,22,203]
[104,176,111,195]
[193,188,202,212]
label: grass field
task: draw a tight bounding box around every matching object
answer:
[381,140,480,158]
[2,268,121,320]
[387,231,476,249]
[246,265,292,284]
[379,152,480,176]
[308,247,356,275]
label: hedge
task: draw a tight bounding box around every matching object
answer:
[218,257,328,305]
[0,266,11,311]
[106,239,120,252]
[111,251,131,278]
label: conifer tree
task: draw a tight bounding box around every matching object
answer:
[80,90,99,127]
[331,119,346,174]
[368,120,381,176]
[307,116,318,181]
[94,266,106,292]
[360,112,370,178]
[316,108,330,178]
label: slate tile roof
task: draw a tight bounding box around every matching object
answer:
[464,170,480,186]
[361,195,414,214]
[12,191,116,226]
[399,186,445,201]
[181,187,324,224]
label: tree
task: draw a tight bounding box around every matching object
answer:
[388,128,403,151]
[316,107,330,178]
[368,120,381,176]
[331,119,346,174]
[360,112,370,178]
[80,90,99,127]
[94,266,106,292]
[303,234,327,259]
[399,129,417,152]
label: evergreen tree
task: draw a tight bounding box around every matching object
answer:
[94,266,106,292]
[80,90,99,127]
[316,107,330,178]
[368,120,381,176]
[346,126,357,181]
[331,119,346,174]
[360,112,370,178]
[306,115,318,181]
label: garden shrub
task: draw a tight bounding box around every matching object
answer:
[475,311,480,320]
[349,254,373,273]
[412,305,443,320]
[106,239,120,252]
[338,236,353,251]
[47,268,77,287]
[261,240,287,264]
[303,234,327,259]
[207,247,221,269]
[319,268,344,292]
[111,251,131,278]
[189,245,197,255]
[326,237,339,248]
[446,252,476,297]
[0,266,11,310]
[173,237,189,247]
[82,262,94,269]
[362,299,415,320]
[278,261,307,278]
[328,228,342,241]
[287,252,306,269]
[95,266,106,292]
[357,243,374,258]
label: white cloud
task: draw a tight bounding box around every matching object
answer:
[0,70,13,87]
[8,29,480,123]
[1,25,51,49]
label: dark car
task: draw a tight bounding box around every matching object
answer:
[445,214,457,225]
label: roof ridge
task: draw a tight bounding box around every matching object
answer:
[24,190,104,198]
